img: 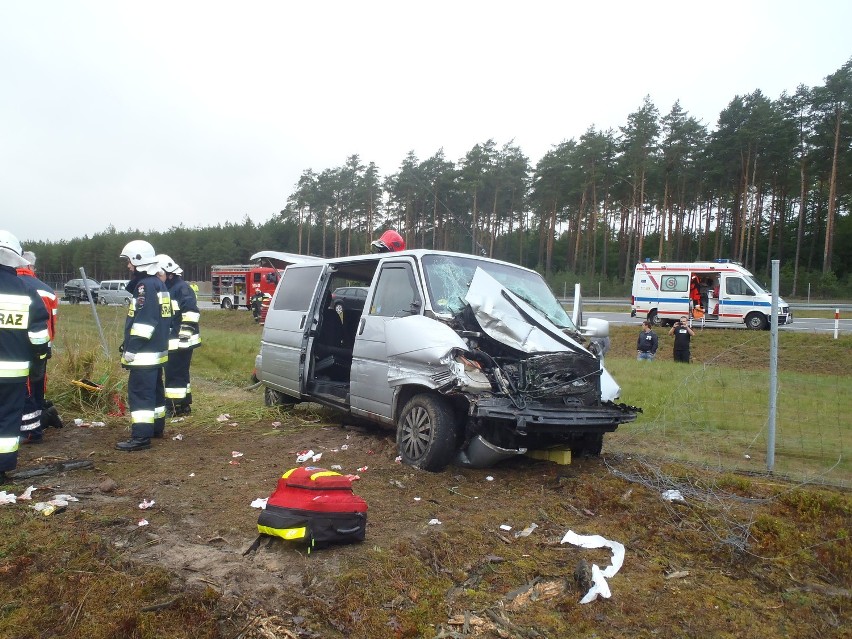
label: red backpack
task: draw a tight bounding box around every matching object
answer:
[245,466,368,554]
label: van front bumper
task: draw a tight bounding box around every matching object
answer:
[472,397,639,435]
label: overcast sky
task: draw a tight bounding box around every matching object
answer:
[1,1,849,245]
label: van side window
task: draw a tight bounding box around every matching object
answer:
[726,277,754,296]
[370,264,421,317]
[274,266,323,311]
[660,275,688,292]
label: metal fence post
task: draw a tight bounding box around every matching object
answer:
[767,260,779,473]
[80,267,110,358]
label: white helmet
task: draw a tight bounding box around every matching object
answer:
[0,230,28,268]
[120,239,159,274]
[156,254,183,275]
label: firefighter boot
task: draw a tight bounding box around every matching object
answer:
[115,438,151,452]
[41,404,65,429]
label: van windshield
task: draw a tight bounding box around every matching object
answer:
[421,255,576,330]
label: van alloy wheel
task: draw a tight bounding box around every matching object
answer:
[397,394,458,472]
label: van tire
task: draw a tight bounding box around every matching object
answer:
[264,386,297,407]
[648,310,661,327]
[397,394,458,472]
[745,312,767,330]
[573,433,604,457]
[99,297,108,305]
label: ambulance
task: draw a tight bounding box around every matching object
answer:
[631,259,792,329]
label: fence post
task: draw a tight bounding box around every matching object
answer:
[767,260,779,473]
[835,309,840,340]
[80,267,110,358]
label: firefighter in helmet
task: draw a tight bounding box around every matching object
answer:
[0,230,49,479]
[370,229,405,253]
[116,239,172,452]
[251,285,266,322]
[157,254,201,417]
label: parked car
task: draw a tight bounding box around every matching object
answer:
[330,286,369,314]
[251,249,639,471]
[98,279,132,305]
[63,278,100,303]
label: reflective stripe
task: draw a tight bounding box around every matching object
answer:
[0,293,30,309]
[168,338,180,351]
[0,361,29,377]
[130,322,155,338]
[165,387,188,399]
[130,409,156,424]
[258,525,307,540]
[22,410,41,421]
[179,335,200,348]
[171,299,180,311]
[0,436,20,454]
[310,470,343,481]
[182,311,200,323]
[154,405,166,419]
[123,351,168,366]
[29,328,50,344]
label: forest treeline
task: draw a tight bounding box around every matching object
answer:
[24,59,852,298]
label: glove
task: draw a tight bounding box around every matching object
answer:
[123,352,136,363]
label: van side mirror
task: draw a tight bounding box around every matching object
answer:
[581,317,610,338]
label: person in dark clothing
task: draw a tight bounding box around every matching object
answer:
[157,254,201,417]
[116,240,172,452]
[0,230,49,479]
[636,321,658,361]
[668,316,695,363]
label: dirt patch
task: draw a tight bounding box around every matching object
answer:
[11,403,852,638]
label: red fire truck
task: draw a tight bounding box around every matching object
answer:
[210,264,280,310]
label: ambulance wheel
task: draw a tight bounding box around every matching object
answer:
[397,394,458,472]
[221,298,233,309]
[648,310,661,327]
[745,312,767,330]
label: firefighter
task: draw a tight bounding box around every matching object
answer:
[0,230,49,479]
[156,254,201,417]
[116,240,172,452]
[370,229,406,253]
[251,285,266,321]
[16,250,63,443]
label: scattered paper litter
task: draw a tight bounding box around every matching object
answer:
[231,451,244,458]
[171,417,185,423]
[250,498,268,509]
[138,499,156,509]
[216,413,230,422]
[340,444,349,451]
[330,464,342,470]
[17,486,37,501]
[394,455,402,463]
[560,530,625,604]
[54,494,78,502]
[661,489,686,503]
[428,518,442,525]
[515,523,538,538]
[744,454,751,460]
[357,466,368,472]
[312,453,322,462]
[90,421,105,427]
[229,422,238,426]
[0,491,16,505]
[486,476,494,482]
[414,497,421,501]
[189,472,195,477]
[296,450,315,463]
[137,519,149,527]
[172,433,183,441]
[271,421,281,428]
[73,418,83,426]
[499,524,512,531]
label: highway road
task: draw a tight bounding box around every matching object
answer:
[584,310,851,334]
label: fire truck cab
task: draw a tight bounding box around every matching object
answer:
[211,264,279,310]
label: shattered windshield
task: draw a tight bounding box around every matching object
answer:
[421,254,577,331]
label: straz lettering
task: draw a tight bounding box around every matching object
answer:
[0,311,27,328]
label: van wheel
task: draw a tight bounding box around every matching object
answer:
[648,310,661,327]
[745,312,767,330]
[99,297,108,305]
[221,298,232,309]
[397,394,458,472]
[264,386,296,407]
[573,433,604,457]
[334,302,344,314]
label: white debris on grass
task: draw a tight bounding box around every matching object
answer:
[661,489,686,503]
[296,450,315,463]
[138,519,149,527]
[561,530,625,604]
[515,523,538,538]
[251,497,268,509]
[216,414,230,422]
[232,451,244,458]
[172,434,184,441]
[138,499,156,509]
[428,518,441,525]
[499,524,512,531]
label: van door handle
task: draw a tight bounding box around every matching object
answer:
[299,315,306,330]
[358,318,366,335]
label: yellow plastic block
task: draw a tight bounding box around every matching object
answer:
[525,448,572,465]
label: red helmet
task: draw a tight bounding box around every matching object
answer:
[371,229,405,253]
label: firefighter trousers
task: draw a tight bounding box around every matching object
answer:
[21,374,46,441]
[164,349,193,413]
[0,382,25,472]
[128,367,166,440]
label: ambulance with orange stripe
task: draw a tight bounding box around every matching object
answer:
[631,259,793,330]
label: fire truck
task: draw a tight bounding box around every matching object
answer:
[210,264,280,310]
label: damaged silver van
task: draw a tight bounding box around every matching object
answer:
[252,249,639,471]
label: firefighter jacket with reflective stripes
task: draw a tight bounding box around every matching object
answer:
[122,274,172,368]
[165,275,201,351]
[16,267,58,355]
[0,265,49,382]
